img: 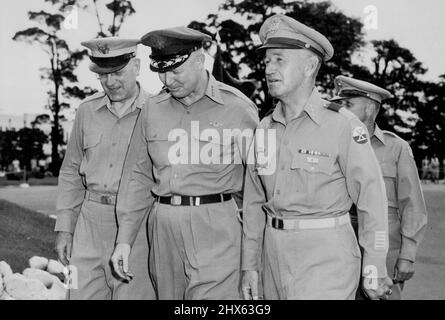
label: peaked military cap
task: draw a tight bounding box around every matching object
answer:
[81,37,140,74]
[331,75,393,104]
[258,14,334,62]
[140,26,212,72]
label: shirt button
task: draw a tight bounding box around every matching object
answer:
[112,142,117,147]
[110,164,113,168]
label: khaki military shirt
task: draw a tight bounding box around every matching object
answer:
[242,88,389,277]
[372,125,427,262]
[115,74,259,245]
[55,85,149,234]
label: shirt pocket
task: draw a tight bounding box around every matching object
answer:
[290,154,336,203]
[80,133,102,176]
[191,127,234,165]
[147,132,172,167]
[380,162,397,208]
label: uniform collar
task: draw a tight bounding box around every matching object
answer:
[373,124,386,145]
[205,73,224,105]
[95,82,147,112]
[155,72,224,105]
[271,88,322,126]
[154,72,225,106]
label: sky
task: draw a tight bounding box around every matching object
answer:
[0,0,444,116]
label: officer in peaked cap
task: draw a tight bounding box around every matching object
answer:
[258,14,334,61]
[332,75,427,300]
[242,14,392,300]
[111,26,259,300]
[331,75,393,104]
[55,37,156,300]
[81,37,140,74]
[140,26,212,73]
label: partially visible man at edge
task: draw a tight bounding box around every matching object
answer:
[332,75,428,300]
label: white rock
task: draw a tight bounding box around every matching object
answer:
[29,256,49,270]
[0,292,16,300]
[46,277,68,300]
[0,261,13,278]
[23,268,59,288]
[47,259,65,274]
[4,273,49,300]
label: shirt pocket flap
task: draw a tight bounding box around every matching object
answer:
[291,154,335,175]
[191,127,232,146]
[148,132,170,142]
[381,162,396,178]
[83,133,102,150]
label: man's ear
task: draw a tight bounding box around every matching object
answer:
[305,55,320,78]
[133,58,141,75]
[366,100,378,119]
[193,51,206,70]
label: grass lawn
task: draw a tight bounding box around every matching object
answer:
[0,199,57,273]
[0,176,58,187]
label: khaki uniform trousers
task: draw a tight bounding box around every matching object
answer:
[263,219,361,300]
[148,198,242,300]
[386,211,403,300]
[69,199,155,300]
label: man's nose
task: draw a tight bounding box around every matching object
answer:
[104,73,118,85]
[265,63,276,76]
[164,72,175,86]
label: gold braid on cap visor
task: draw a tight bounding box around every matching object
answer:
[150,53,190,72]
[338,89,382,104]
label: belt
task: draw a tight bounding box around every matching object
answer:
[156,193,232,206]
[85,190,117,206]
[351,205,398,215]
[267,213,350,230]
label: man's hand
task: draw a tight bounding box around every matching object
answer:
[241,270,259,300]
[55,231,73,266]
[394,259,414,282]
[362,276,393,300]
[111,243,133,281]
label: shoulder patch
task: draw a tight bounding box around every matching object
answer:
[352,126,368,144]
